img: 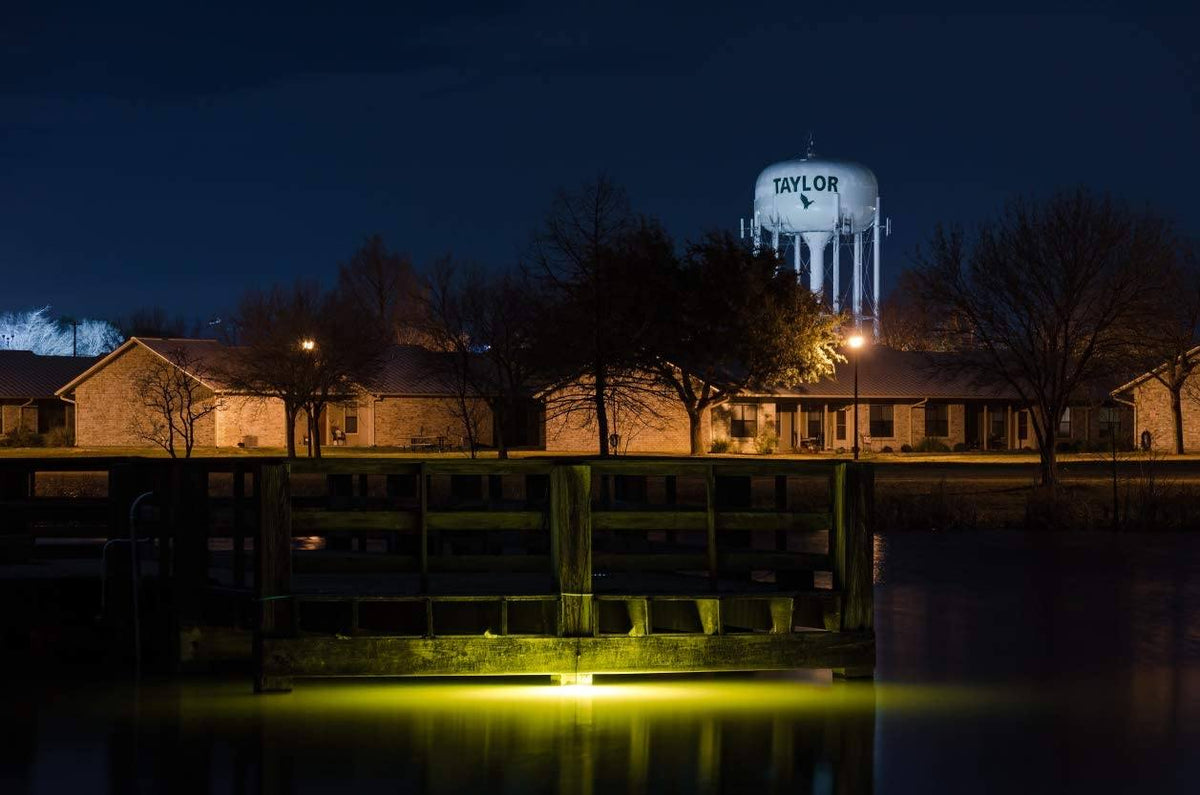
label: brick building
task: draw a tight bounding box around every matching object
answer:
[0,350,97,440]
[1112,345,1200,453]
[56,338,509,451]
[708,346,1133,454]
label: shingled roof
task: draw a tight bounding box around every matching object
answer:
[55,337,233,395]
[0,350,99,400]
[758,346,1019,400]
[364,345,468,396]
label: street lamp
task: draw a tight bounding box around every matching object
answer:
[847,334,866,461]
[300,339,316,352]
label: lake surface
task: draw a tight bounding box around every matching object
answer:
[3,530,1198,794]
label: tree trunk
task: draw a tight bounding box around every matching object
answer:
[1170,385,1185,455]
[308,408,323,459]
[284,404,297,460]
[688,407,704,456]
[1038,443,1058,490]
[493,403,508,460]
[595,367,610,457]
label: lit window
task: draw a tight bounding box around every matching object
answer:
[869,404,894,437]
[730,404,758,439]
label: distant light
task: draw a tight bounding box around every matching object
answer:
[847,334,866,350]
[300,339,317,351]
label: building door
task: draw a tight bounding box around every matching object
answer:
[965,404,983,449]
[776,404,796,452]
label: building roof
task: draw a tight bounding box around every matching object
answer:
[1111,344,1200,395]
[364,345,466,396]
[55,337,231,395]
[55,338,471,399]
[0,350,100,400]
[756,346,1020,401]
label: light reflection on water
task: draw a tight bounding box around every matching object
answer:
[3,530,1199,794]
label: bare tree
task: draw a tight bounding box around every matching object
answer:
[223,282,390,458]
[648,232,845,455]
[117,306,193,339]
[130,345,221,458]
[878,269,967,352]
[338,234,425,345]
[420,259,491,457]
[530,176,669,456]
[420,260,546,458]
[1129,251,1200,453]
[912,189,1174,488]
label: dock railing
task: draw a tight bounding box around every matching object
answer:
[0,456,875,689]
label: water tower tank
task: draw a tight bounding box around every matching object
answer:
[742,145,888,338]
[753,157,878,234]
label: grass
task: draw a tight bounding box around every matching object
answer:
[3,446,1200,464]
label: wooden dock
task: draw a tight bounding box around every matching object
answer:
[0,456,875,689]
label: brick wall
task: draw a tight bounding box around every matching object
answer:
[75,344,216,448]
[216,396,288,447]
[1131,375,1200,452]
[373,396,494,449]
[544,386,703,454]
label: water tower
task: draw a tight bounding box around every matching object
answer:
[741,140,889,336]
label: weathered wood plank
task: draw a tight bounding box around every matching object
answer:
[260,631,876,677]
[552,464,592,637]
[593,551,830,572]
[292,552,550,574]
[255,463,292,693]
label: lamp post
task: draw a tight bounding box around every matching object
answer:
[847,333,865,461]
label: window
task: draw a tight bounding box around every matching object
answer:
[345,406,359,435]
[924,403,949,437]
[1057,408,1071,438]
[869,404,894,437]
[1018,411,1029,441]
[835,409,847,441]
[730,404,757,438]
[806,409,822,440]
[1099,406,1121,439]
[989,406,1006,445]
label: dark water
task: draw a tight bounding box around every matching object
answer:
[3,531,1198,794]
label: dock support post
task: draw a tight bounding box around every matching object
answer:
[255,463,293,692]
[831,463,875,678]
[0,465,33,562]
[551,463,592,684]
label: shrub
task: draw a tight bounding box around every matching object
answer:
[875,479,979,531]
[754,428,778,455]
[709,438,732,454]
[881,445,894,453]
[43,426,74,447]
[915,437,952,453]
[1055,440,1084,454]
[0,427,44,448]
[900,444,913,453]
[952,442,967,453]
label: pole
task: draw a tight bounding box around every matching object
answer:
[853,353,860,461]
[873,197,882,339]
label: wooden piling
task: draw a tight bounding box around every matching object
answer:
[552,464,592,639]
[831,463,875,677]
[255,463,292,692]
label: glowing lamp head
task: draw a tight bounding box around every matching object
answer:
[300,339,317,352]
[847,334,866,350]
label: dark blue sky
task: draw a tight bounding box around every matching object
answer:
[2,2,1196,321]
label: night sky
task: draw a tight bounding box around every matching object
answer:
[3,3,1196,322]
